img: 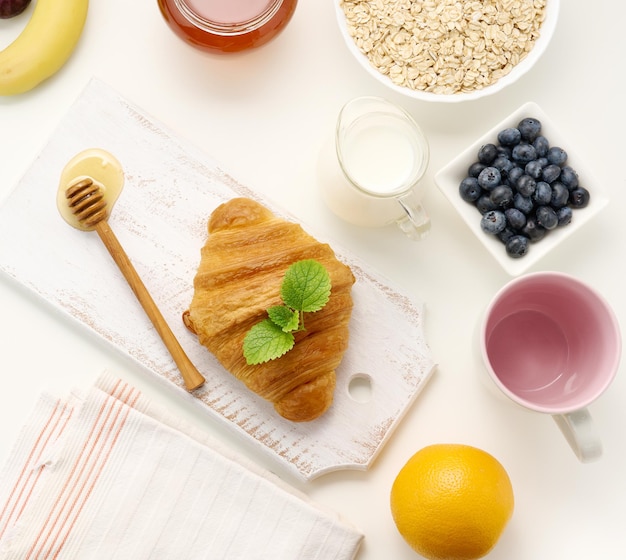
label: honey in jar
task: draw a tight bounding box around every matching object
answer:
[157,0,298,54]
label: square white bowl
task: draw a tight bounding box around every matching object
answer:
[434,102,609,276]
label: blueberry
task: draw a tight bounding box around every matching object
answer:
[476,195,497,214]
[569,187,590,208]
[498,227,517,244]
[516,175,536,197]
[461,115,592,261]
[496,145,512,158]
[560,166,579,190]
[459,177,482,203]
[518,118,542,142]
[498,127,522,146]
[533,135,550,157]
[506,235,530,258]
[522,217,547,242]
[513,193,534,215]
[550,182,569,208]
[490,185,514,208]
[506,165,524,187]
[468,161,487,177]
[533,181,552,205]
[478,143,499,164]
[541,164,561,184]
[505,207,527,230]
[557,206,573,226]
[536,205,558,230]
[493,155,514,175]
[477,166,502,190]
[547,146,568,166]
[525,159,544,179]
[511,143,537,164]
[481,210,507,234]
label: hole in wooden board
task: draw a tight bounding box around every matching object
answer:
[347,374,373,403]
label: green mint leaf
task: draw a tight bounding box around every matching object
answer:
[281,259,331,313]
[242,260,332,364]
[243,319,295,365]
[267,305,300,332]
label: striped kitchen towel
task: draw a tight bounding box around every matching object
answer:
[0,373,363,559]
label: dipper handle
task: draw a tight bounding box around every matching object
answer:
[95,220,205,391]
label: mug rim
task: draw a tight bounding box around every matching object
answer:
[480,271,622,414]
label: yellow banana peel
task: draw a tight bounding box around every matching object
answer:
[0,0,89,95]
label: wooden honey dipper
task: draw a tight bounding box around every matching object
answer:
[65,177,206,391]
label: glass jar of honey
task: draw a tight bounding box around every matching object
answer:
[157,0,298,54]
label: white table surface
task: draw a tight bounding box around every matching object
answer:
[1,2,625,558]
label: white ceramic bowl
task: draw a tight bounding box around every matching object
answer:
[434,102,609,276]
[334,0,560,103]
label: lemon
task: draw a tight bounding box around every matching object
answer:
[390,444,514,560]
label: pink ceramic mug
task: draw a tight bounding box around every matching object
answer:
[480,272,621,462]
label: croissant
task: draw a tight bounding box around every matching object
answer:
[184,197,355,422]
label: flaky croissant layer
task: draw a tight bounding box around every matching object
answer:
[185,198,355,422]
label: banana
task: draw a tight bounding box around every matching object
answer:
[0,0,89,95]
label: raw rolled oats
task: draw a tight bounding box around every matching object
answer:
[339,0,547,94]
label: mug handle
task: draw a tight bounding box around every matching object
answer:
[395,190,430,240]
[552,408,602,462]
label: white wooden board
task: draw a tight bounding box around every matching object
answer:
[0,78,435,481]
